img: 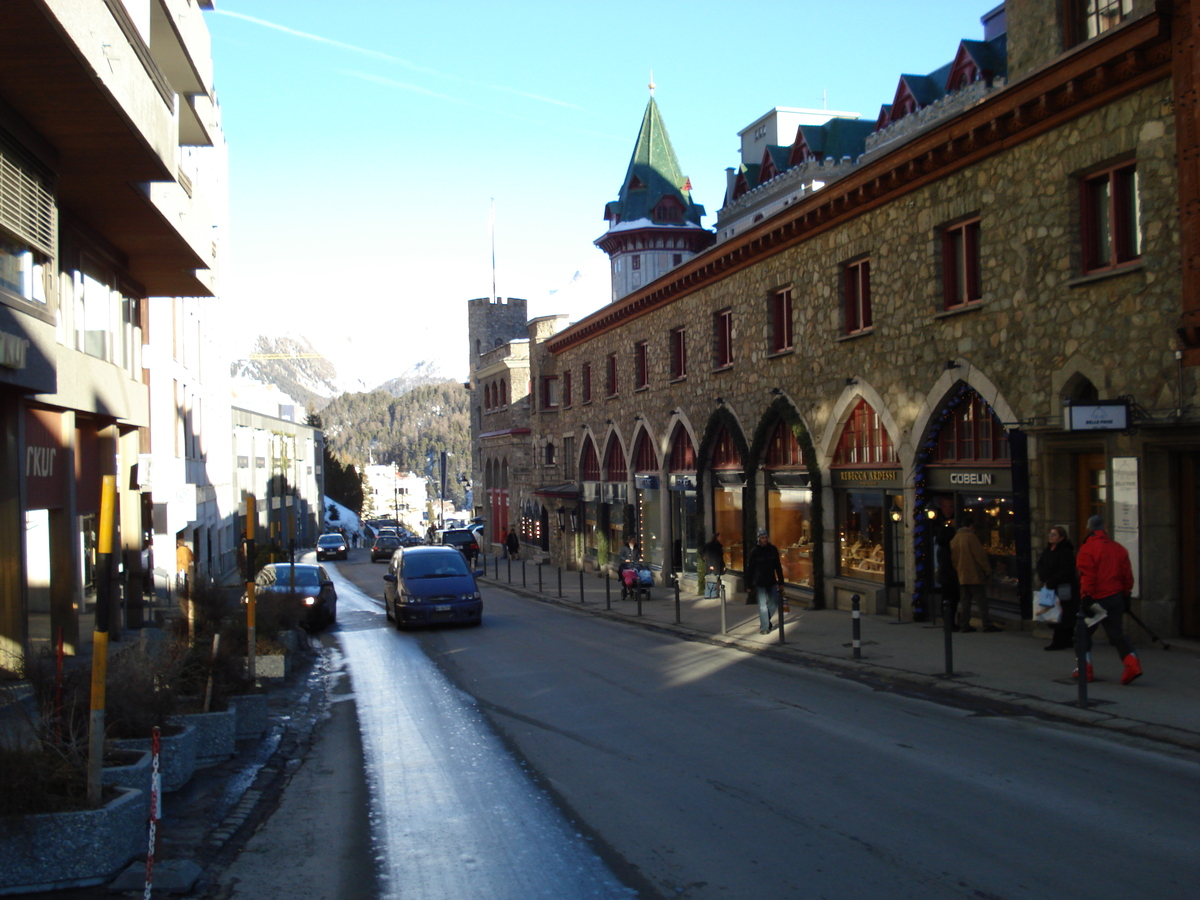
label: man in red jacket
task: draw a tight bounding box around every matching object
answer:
[1074,515,1141,684]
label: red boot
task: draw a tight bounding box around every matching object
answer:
[1072,663,1094,682]
[1120,654,1142,685]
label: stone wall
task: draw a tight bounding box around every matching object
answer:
[530,79,1191,612]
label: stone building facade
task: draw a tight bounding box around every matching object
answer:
[484,0,1200,642]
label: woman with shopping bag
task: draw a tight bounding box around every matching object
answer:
[1036,525,1077,651]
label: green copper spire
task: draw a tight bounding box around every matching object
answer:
[604,97,706,227]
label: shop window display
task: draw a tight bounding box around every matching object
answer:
[768,489,813,586]
[713,488,744,571]
[960,494,1019,592]
[838,490,885,582]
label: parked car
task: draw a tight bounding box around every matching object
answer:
[383,545,483,629]
[316,532,348,561]
[371,534,402,562]
[440,528,480,564]
[253,562,337,630]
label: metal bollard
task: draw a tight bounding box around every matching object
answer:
[674,576,681,625]
[1075,610,1089,708]
[636,586,643,617]
[943,596,955,677]
[557,567,563,598]
[778,587,786,645]
[851,594,862,659]
[579,569,585,603]
[605,573,611,610]
[538,564,542,593]
[507,555,512,584]
[522,559,526,587]
[719,579,727,635]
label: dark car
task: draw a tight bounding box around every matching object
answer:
[383,545,483,629]
[440,528,480,563]
[371,534,402,562]
[316,533,348,561]
[253,563,337,630]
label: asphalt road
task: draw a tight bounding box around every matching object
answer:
[334,549,1199,900]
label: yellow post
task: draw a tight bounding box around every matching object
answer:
[246,496,257,681]
[87,474,117,804]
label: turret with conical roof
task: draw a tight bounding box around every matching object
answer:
[596,93,714,302]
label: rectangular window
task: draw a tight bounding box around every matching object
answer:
[563,436,575,480]
[631,254,641,271]
[582,363,592,403]
[634,341,649,390]
[1075,0,1133,41]
[844,259,872,335]
[0,233,46,305]
[942,218,982,309]
[562,371,572,407]
[672,253,683,266]
[669,327,687,380]
[769,288,793,353]
[1082,161,1140,273]
[606,354,618,397]
[541,376,559,409]
[714,308,733,369]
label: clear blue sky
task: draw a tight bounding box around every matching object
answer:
[208,1,999,388]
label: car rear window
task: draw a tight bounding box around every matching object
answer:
[261,566,320,587]
[402,553,470,578]
[318,535,343,545]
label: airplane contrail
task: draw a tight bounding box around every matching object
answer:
[212,9,579,110]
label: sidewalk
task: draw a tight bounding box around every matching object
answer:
[480,556,1200,754]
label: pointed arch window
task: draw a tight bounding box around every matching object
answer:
[604,436,627,482]
[934,393,1009,462]
[946,43,983,92]
[580,436,601,481]
[758,149,778,183]
[669,426,696,472]
[765,421,805,468]
[634,431,658,473]
[834,400,898,466]
[711,426,741,469]
[653,195,684,224]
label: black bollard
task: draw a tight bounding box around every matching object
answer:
[557,567,563,598]
[778,587,786,645]
[522,559,526,587]
[943,596,954,677]
[579,569,585,603]
[852,594,862,659]
[636,586,643,617]
[1075,610,1089,708]
[674,576,681,625]
[605,574,611,610]
[507,555,512,584]
[538,564,542,593]
[719,578,727,635]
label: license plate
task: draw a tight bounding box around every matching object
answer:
[435,605,451,612]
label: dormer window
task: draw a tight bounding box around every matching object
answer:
[946,43,983,92]
[652,195,685,224]
[759,149,778,184]
[627,174,645,191]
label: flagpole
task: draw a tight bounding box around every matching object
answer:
[489,198,497,303]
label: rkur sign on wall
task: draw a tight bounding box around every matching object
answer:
[25,407,65,509]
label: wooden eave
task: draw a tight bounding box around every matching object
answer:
[548,10,1171,356]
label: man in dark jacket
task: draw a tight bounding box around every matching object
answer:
[1075,515,1140,684]
[745,530,784,634]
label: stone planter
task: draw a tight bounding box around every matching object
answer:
[169,708,236,767]
[245,651,290,680]
[110,723,197,793]
[228,692,269,740]
[0,786,147,895]
[101,749,151,794]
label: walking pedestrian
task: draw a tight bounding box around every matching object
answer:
[505,528,520,560]
[1037,525,1077,651]
[1074,515,1141,684]
[702,533,725,598]
[951,517,999,632]
[745,530,784,634]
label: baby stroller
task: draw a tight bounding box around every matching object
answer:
[619,561,654,601]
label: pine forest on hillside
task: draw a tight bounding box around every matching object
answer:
[319,381,472,509]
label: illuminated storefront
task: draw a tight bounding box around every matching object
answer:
[632,431,662,570]
[762,421,813,587]
[709,425,746,572]
[667,425,697,573]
